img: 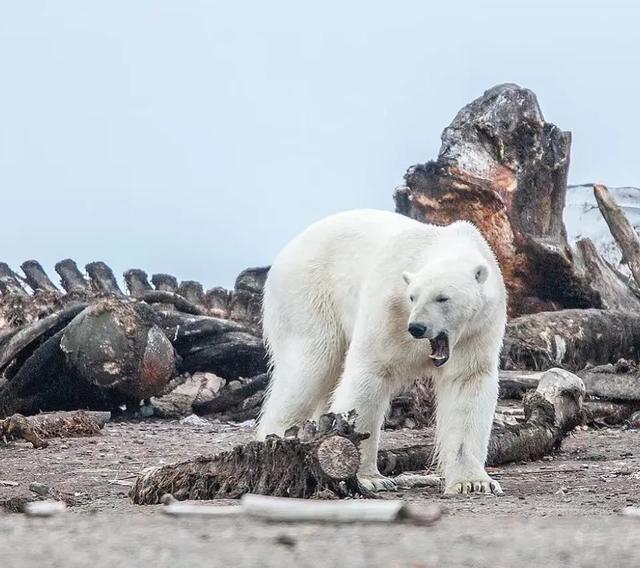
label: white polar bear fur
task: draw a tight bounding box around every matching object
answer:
[257,209,507,494]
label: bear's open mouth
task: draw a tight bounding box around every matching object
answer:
[429,332,450,367]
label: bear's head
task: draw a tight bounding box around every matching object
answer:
[402,254,496,367]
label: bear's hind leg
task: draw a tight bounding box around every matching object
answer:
[256,335,345,439]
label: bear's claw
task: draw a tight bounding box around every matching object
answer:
[444,478,503,496]
[357,474,398,492]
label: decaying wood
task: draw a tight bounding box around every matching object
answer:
[594,184,640,288]
[578,362,640,401]
[502,309,640,371]
[378,368,585,474]
[130,413,369,504]
[584,401,640,426]
[394,84,637,317]
[1,410,110,448]
[487,368,585,464]
[498,370,542,399]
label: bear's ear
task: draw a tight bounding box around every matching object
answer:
[474,265,488,284]
[402,271,413,285]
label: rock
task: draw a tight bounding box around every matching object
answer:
[179,414,210,427]
[28,482,49,496]
[629,411,640,429]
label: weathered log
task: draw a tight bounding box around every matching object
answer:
[578,363,640,401]
[584,401,639,426]
[0,263,28,296]
[378,368,585,474]
[487,368,585,464]
[498,370,542,399]
[123,269,152,296]
[0,410,110,448]
[573,238,640,310]
[54,259,89,293]
[130,413,369,504]
[502,309,640,371]
[20,261,59,293]
[594,184,640,288]
[394,84,634,317]
[60,299,177,399]
[86,262,123,295]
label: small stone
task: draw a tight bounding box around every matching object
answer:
[274,534,296,547]
[140,405,154,418]
[29,482,49,496]
[180,414,209,427]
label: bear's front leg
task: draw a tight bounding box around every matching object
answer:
[434,369,503,495]
[330,357,397,492]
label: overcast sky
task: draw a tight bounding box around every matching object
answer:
[1,0,638,288]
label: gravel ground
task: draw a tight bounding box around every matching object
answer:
[1,419,639,567]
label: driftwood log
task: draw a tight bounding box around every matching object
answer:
[594,184,640,288]
[501,309,640,371]
[378,368,585,475]
[394,84,640,317]
[130,413,368,504]
[0,410,110,448]
[578,362,640,401]
[0,259,268,418]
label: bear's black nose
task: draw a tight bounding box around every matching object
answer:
[408,322,427,338]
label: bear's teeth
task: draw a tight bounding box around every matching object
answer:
[429,354,447,360]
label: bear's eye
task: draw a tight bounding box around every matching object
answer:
[409,295,415,302]
[435,295,449,303]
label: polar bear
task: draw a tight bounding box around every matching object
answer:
[257,209,506,494]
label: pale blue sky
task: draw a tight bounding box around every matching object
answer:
[1,0,638,287]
